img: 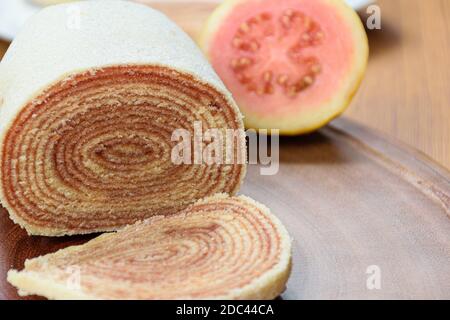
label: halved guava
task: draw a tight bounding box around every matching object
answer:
[199,0,369,134]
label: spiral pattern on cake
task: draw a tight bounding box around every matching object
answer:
[0,1,246,236]
[7,195,292,300]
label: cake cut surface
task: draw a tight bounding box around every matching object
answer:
[7,195,292,300]
[0,1,246,236]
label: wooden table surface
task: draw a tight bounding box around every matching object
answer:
[1,0,449,169]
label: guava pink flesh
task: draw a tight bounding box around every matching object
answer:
[209,0,356,117]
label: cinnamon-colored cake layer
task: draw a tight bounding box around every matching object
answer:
[8,195,292,300]
[0,1,245,236]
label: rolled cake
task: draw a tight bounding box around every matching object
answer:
[8,195,292,300]
[0,1,246,236]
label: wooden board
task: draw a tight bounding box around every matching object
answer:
[1,118,449,300]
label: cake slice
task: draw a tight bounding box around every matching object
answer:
[7,195,292,300]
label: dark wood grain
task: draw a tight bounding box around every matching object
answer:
[1,118,449,299]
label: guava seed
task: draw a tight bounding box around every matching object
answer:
[232,37,243,48]
[303,75,314,85]
[239,57,252,66]
[311,64,322,74]
[263,71,273,82]
[277,75,289,86]
[281,15,292,28]
[240,23,250,33]
[284,9,295,17]
[250,41,260,52]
